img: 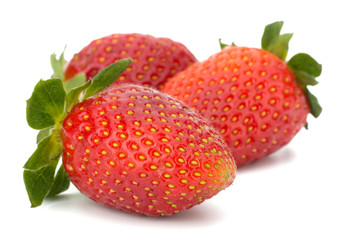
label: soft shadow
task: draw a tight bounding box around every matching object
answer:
[45,192,226,227]
[237,147,296,174]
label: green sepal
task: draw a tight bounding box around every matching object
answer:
[304,87,322,118]
[63,73,87,94]
[26,79,66,130]
[83,58,132,100]
[24,133,63,207]
[261,21,292,61]
[292,70,319,87]
[287,53,322,118]
[23,159,59,207]
[262,21,283,51]
[66,80,91,112]
[219,39,235,50]
[36,126,53,144]
[219,38,229,49]
[47,164,70,197]
[269,33,293,61]
[287,53,322,77]
[51,50,66,81]
[24,135,62,171]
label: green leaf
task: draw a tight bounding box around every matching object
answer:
[268,33,293,61]
[261,21,284,51]
[83,58,132,100]
[51,51,66,81]
[66,80,91,112]
[26,79,66,130]
[63,73,87,93]
[47,164,70,197]
[288,53,322,77]
[219,38,229,49]
[36,127,53,144]
[24,135,62,171]
[261,21,293,60]
[293,70,319,87]
[304,88,322,118]
[219,39,236,50]
[23,159,59,207]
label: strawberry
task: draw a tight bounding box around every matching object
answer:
[24,58,236,216]
[63,33,197,89]
[162,22,322,166]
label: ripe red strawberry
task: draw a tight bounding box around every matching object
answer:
[23,59,236,216]
[162,22,322,166]
[64,33,197,89]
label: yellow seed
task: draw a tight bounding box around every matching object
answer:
[128,162,135,167]
[178,147,185,152]
[145,140,153,145]
[164,173,171,178]
[165,162,172,167]
[150,165,158,170]
[191,160,198,165]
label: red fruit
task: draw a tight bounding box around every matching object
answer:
[61,84,236,216]
[163,22,322,166]
[64,33,197,89]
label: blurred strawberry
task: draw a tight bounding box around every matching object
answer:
[163,22,322,166]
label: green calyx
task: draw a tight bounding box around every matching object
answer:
[261,21,322,119]
[24,56,132,207]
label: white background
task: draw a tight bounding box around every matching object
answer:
[1,0,342,239]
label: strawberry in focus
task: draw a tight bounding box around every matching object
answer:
[23,58,236,216]
[62,84,236,216]
[64,33,197,89]
[162,22,322,166]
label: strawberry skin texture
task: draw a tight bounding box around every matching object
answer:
[64,34,197,89]
[163,46,309,166]
[61,84,236,216]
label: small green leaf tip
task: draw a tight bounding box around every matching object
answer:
[261,21,292,61]
[219,39,236,50]
[51,48,67,81]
